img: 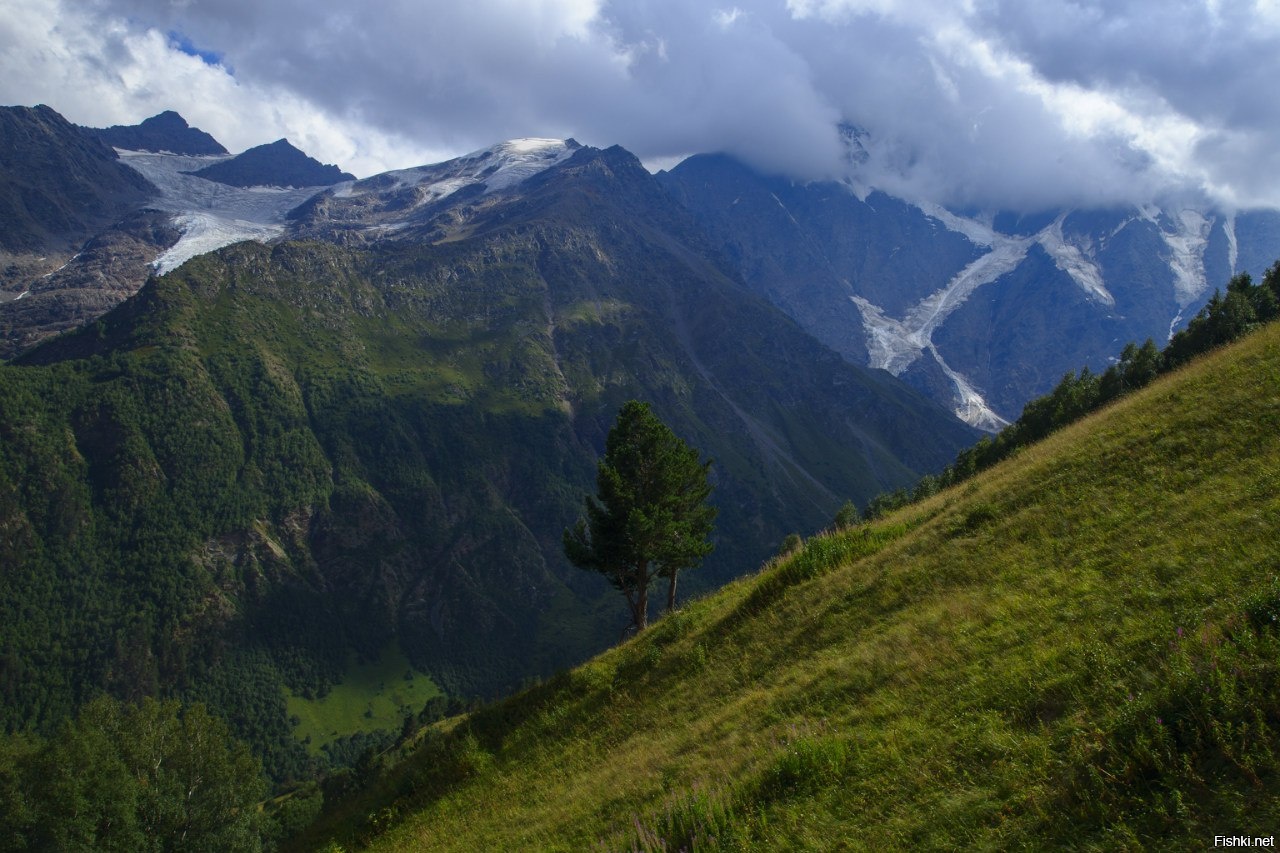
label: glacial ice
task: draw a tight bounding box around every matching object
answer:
[1142,206,1213,306]
[927,344,1010,432]
[152,213,287,275]
[849,208,1031,429]
[117,140,580,273]
[335,138,578,211]
[1036,216,1114,306]
[118,150,328,275]
[1224,212,1238,275]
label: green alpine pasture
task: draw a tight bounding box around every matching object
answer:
[299,320,1280,851]
[286,644,443,755]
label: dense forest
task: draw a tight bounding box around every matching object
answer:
[0,696,270,850]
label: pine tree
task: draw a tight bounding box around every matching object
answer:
[564,401,716,633]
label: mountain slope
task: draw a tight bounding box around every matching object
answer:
[285,137,582,244]
[299,320,1280,850]
[189,139,355,187]
[659,153,1280,428]
[91,110,228,155]
[0,105,157,258]
[0,144,974,779]
[0,105,169,359]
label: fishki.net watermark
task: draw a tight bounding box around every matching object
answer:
[1214,836,1275,847]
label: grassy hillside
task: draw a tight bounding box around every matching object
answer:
[299,321,1280,850]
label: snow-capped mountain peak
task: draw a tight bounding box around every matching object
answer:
[281,137,585,240]
[114,138,585,274]
[333,137,581,206]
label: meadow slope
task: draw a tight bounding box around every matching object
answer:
[302,320,1280,851]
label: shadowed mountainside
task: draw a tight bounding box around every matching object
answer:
[0,144,974,782]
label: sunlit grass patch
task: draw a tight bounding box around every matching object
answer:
[285,643,444,755]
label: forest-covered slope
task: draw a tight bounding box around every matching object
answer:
[0,145,974,782]
[299,319,1280,850]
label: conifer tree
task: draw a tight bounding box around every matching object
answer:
[564,401,716,633]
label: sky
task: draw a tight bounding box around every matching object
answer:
[4,0,1280,212]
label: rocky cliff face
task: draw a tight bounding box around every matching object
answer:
[659,154,1280,427]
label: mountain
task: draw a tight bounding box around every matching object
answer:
[658,153,1280,428]
[0,107,347,359]
[0,209,180,357]
[0,105,166,356]
[296,318,1280,851]
[11,103,1278,434]
[0,141,975,781]
[8,100,1280,847]
[285,137,583,244]
[92,110,229,155]
[188,139,355,188]
[0,104,156,263]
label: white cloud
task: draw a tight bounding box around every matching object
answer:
[713,7,745,29]
[0,0,445,176]
[3,0,1279,210]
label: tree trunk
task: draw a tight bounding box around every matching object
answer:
[636,581,648,631]
[666,571,678,613]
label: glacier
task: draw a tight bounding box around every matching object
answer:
[848,199,1227,428]
[118,139,582,274]
[333,138,579,211]
[1035,216,1113,306]
[118,150,327,275]
[850,207,1031,430]
[1148,207,1213,307]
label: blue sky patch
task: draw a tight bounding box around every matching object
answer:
[167,31,227,70]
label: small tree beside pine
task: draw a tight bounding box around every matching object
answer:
[564,400,717,634]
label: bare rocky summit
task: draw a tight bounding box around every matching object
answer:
[91,110,228,156]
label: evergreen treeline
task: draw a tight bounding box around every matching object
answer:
[863,264,1280,520]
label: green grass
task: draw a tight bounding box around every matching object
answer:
[285,643,443,755]
[299,325,1280,851]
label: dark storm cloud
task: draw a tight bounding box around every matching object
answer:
[11,0,1280,210]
